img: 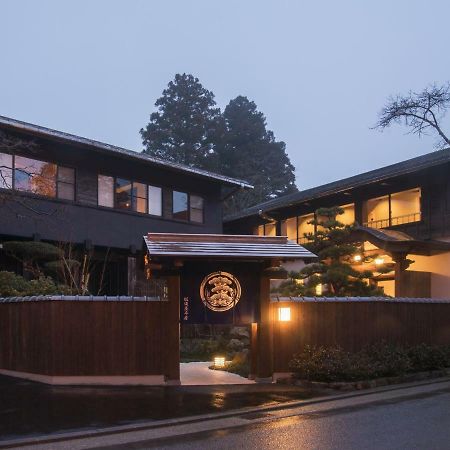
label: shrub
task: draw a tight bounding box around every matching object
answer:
[0,271,71,297]
[289,342,450,382]
[0,271,30,297]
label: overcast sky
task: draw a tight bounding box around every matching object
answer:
[1,0,449,189]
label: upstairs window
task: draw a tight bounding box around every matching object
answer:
[57,166,75,201]
[132,182,147,213]
[364,188,421,228]
[115,178,132,210]
[0,153,13,189]
[14,156,57,197]
[148,185,162,216]
[173,191,189,220]
[98,175,114,207]
[190,195,204,223]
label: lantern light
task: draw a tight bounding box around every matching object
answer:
[278,307,291,322]
[353,254,362,262]
[375,258,385,265]
[214,356,225,368]
[315,283,323,296]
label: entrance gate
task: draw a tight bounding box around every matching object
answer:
[144,233,315,383]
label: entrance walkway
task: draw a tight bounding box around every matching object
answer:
[180,362,254,385]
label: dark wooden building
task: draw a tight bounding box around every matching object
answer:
[225,149,450,298]
[0,115,251,294]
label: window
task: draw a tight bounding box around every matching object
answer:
[115,178,132,210]
[0,153,13,189]
[98,174,114,207]
[14,156,57,197]
[390,188,421,224]
[190,195,204,223]
[363,188,421,228]
[57,166,75,201]
[173,191,189,220]
[148,185,162,216]
[132,182,147,213]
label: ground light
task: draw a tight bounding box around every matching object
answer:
[214,356,226,369]
[278,306,291,322]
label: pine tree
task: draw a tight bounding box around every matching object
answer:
[275,207,390,297]
[221,96,297,213]
[140,73,225,172]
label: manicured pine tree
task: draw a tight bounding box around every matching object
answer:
[275,206,390,297]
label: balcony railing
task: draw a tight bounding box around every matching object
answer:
[363,212,421,229]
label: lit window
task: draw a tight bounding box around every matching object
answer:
[57,166,75,201]
[14,156,56,197]
[148,185,162,216]
[132,182,147,213]
[190,195,204,223]
[115,178,132,210]
[98,174,114,207]
[0,153,13,189]
[173,191,188,220]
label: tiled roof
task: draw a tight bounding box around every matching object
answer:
[0,115,253,189]
[144,233,316,260]
[225,148,450,222]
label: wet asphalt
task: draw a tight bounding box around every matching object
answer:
[0,375,329,441]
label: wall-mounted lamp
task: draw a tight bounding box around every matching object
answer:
[278,307,291,322]
[214,356,226,368]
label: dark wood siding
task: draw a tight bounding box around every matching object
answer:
[0,278,180,379]
[272,300,450,372]
[76,168,98,206]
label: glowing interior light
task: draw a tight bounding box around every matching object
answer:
[214,356,225,368]
[375,258,385,265]
[353,254,362,262]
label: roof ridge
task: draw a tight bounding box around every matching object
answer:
[225,147,450,221]
[0,115,253,188]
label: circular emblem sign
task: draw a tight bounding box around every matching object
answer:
[200,271,242,312]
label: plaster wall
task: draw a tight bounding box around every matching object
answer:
[408,252,450,299]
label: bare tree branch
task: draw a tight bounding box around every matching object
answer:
[374,83,450,149]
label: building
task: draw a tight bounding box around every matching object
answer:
[0,115,251,295]
[224,149,450,298]
[0,115,316,384]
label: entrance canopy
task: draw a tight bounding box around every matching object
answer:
[143,233,316,261]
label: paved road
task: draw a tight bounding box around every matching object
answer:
[157,382,450,450]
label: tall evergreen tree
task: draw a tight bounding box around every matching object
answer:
[140,73,225,171]
[221,96,297,213]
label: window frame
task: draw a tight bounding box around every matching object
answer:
[56,165,76,201]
